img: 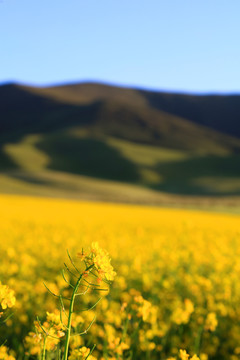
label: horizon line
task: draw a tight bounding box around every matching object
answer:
[1,78,240,96]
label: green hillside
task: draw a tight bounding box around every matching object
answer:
[1,82,240,208]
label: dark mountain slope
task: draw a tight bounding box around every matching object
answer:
[90,100,240,152]
[0,84,98,140]
[1,83,240,154]
[18,82,240,139]
[142,90,240,138]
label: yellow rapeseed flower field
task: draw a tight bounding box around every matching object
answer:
[0,194,240,360]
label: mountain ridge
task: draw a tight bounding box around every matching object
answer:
[1,82,240,150]
[1,81,240,202]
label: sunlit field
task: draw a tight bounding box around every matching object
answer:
[1,194,240,360]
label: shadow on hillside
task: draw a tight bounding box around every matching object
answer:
[0,146,19,171]
[36,135,140,182]
[151,154,240,196]
[140,89,240,140]
[8,172,52,186]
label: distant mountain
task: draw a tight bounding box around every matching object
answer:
[0,82,240,202]
[1,82,240,143]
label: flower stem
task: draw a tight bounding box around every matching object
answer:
[63,274,83,360]
[41,336,46,360]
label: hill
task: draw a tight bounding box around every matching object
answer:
[0,81,240,208]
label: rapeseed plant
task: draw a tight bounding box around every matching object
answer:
[25,242,116,359]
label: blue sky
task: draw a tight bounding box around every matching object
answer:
[1,0,240,93]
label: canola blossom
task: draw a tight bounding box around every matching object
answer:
[68,346,97,360]
[0,282,16,311]
[78,241,116,282]
[0,345,16,360]
[0,194,240,359]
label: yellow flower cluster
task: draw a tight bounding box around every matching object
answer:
[25,311,65,355]
[122,289,155,323]
[79,241,116,282]
[0,346,15,360]
[0,282,15,310]
[179,349,202,360]
[69,346,96,360]
[204,312,218,332]
[171,299,194,325]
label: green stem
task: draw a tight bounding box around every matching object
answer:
[63,263,94,360]
[194,324,204,356]
[63,274,83,360]
[41,336,47,360]
[122,316,129,342]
